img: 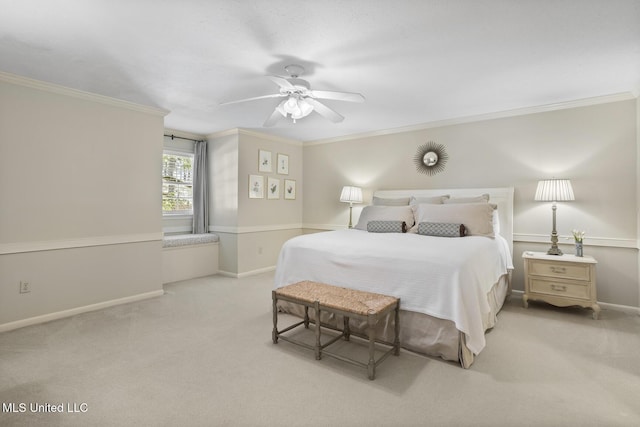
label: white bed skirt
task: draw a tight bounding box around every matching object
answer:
[277,273,511,368]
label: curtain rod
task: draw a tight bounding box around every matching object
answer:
[164,134,205,143]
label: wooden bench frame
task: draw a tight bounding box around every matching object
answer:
[272,281,400,380]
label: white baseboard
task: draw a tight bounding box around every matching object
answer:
[218,266,276,278]
[509,290,640,315]
[0,289,165,333]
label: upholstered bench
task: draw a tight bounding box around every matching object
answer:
[272,281,400,380]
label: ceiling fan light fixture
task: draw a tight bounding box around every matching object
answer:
[283,97,299,114]
[297,98,314,117]
[277,96,314,122]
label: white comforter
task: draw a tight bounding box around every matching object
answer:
[274,229,513,355]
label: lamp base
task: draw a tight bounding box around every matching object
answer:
[546,203,563,255]
[546,246,563,256]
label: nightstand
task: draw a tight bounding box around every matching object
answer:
[522,251,600,319]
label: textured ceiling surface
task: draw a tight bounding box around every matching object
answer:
[1,0,639,142]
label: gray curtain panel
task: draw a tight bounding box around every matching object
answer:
[192,140,209,234]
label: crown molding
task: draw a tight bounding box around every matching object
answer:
[0,71,169,117]
[237,128,303,146]
[206,128,302,146]
[306,92,637,146]
[206,128,241,140]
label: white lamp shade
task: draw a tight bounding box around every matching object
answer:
[535,179,575,202]
[340,186,363,203]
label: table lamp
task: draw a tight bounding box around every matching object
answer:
[535,179,574,255]
[340,186,363,228]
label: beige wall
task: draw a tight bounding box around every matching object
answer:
[0,75,166,327]
[302,99,639,308]
[209,130,303,276]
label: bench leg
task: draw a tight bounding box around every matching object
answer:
[394,300,400,356]
[367,312,376,380]
[272,291,278,344]
[304,306,310,328]
[343,316,351,341]
[314,301,322,360]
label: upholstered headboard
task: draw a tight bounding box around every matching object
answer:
[372,187,514,257]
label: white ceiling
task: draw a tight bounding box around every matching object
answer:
[1,0,639,142]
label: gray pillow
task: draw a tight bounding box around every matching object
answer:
[367,220,408,233]
[417,222,466,237]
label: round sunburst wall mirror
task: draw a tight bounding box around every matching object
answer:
[414,141,448,175]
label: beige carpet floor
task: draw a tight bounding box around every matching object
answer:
[1,272,639,427]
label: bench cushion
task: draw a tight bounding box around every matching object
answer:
[275,281,398,316]
[162,233,219,248]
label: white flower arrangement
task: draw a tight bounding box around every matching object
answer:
[572,229,585,243]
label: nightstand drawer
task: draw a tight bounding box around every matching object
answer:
[529,278,589,300]
[528,260,590,281]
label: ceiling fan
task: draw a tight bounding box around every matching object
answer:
[221,64,365,126]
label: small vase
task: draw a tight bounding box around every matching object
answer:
[575,241,583,257]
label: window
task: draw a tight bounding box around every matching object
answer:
[162,151,193,215]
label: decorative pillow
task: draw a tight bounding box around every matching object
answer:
[372,196,410,206]
[367,220,408,233]
[410,203,496,237]
[443,194,490,204]
[409,195,449,205]
[354,205,415,231]
[417,222,466,237]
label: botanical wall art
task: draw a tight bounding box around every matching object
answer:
[284,179,296,200]
[259,149,272,173]
[277,153,289,175]
[267,177,280,199]
[249,174,264,199]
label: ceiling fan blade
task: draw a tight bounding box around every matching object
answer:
[220,93,285,105]
[267,75,296,90]
[309,90,365,103]
[304,98,344,123]
[263,108,282,127]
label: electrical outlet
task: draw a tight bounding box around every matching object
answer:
[19,281,30,294]
[257,246,263,255]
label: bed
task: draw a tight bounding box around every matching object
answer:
[274,187,514,368]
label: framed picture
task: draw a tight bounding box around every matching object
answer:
[284,179,296,200]
[277,153,289,175]
[267,177,280,199]
[258,150,272,173]
[248,175,264,199]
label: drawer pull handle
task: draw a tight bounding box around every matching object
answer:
[550,266,566,274]
[551,284,567,292]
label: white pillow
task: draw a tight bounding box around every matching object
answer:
[372,196,410,206]
[354,205,415,231]
[410,203,496,237]
[409,195,449,205]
